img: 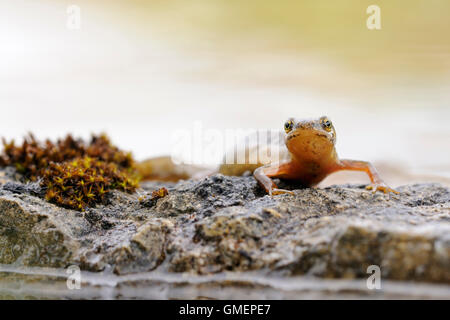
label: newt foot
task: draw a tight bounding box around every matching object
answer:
[270,188,295,196]
[366,183,399,195]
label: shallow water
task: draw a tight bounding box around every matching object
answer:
[1,265,449,300]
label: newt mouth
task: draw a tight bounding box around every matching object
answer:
[286,133,300,141]
[286,130,329,142]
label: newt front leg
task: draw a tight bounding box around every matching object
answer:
[254,163,295,196]
[333,159,399,194]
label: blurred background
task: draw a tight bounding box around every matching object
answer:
[1,0,449,186]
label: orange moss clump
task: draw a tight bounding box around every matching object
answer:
[42,157,138,211]
[0,133,139,211]
[0,133,133,181]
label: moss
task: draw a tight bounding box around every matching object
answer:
[0,133,139,211]
[42,156,138,210]
[139,187,169,207]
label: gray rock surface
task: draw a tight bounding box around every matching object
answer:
[0,168,449,288]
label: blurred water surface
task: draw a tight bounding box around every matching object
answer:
[0,0,449,186]
[1,265,450,299]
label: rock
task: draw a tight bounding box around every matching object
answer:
[0,169,449,288]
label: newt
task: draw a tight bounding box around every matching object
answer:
[136,116,398,195]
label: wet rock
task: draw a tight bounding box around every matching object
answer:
[0,169,449,285]
[2,181,44,197]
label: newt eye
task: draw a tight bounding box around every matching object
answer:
[321,118,332,131]
[284,120,294,133]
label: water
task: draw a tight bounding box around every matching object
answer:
[1,265,449,299]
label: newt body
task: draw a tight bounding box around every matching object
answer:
[253,116,397,195]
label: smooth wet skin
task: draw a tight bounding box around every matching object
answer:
[254,116,399,195]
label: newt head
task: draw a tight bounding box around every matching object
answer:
[284,116,337,163]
